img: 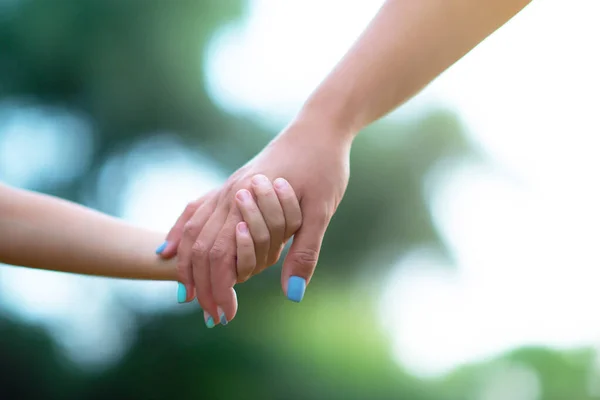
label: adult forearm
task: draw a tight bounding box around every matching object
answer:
[0,184,177,281]
[299,0,531,137]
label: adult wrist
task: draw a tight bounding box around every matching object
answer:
[292,96,359,147]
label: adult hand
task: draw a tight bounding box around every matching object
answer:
[164,115,352,325]
[157,179,302,328]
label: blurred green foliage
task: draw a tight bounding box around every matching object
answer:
[0,1,596,399]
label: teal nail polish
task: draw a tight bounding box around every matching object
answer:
[206,316,215,329]
[287,276,306,303]
[204,311,215,328]
[155,241,168,254]
[177,283,187,303]
[218,307,228,326]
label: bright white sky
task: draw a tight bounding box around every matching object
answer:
[1,0,600,379]
[206,0,600,377]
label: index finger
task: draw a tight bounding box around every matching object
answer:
[175,198,216,303]
[158,190,216,259]
[273,178,302,241]
[209,207,242,324]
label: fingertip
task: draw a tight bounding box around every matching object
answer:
[216,289,238,327]
[273,177,289,191]
[218,306,228,326]
[235,189,251,203]
[251,174,269,186]
[176,282,197,303]
[237,221,249,234]
[177,282,187,304]
[186,284,196,302]
[159,242,178,259]
[204,311,216,329]
[286,276,307,303]
[155,241,168,255]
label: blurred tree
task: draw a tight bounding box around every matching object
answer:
[440,346,598,400]
[0,0,267,209]
[1,309,596,400]
[322,110,476,272]
[0,0,476,280]
[0,315,83,399]
[4,1,584,400]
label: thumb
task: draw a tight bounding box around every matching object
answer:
[156,197,204,259]
[281,206,329,303]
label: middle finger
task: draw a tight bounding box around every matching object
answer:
[250,174,285,266]
[235,188,270,270]
[190,205,228,326]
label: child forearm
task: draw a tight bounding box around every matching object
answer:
[0,184,177,281]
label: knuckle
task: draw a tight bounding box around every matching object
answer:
[290,248,319,270]
[289,217,302,232]
[191,241,210,258]
[270,217,285,233]
[209,242,228,262]
[183,221,199,238]
[254,232,270,247]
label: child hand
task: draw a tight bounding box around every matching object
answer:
[156,176,302,327]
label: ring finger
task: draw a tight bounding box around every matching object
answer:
[235,188,270,272]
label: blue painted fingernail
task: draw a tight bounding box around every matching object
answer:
[204,311,215,329]
[155,241,168,254]
[287,276,306,303]
[218,307,228,326]
[177,283,187,304]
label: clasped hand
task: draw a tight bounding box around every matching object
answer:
[158,118,351,327]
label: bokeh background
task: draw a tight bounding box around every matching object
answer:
[1,0,600,399]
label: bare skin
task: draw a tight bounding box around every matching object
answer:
[163,0,533,325]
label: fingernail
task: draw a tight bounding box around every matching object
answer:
[177,283,187,304]
[204,311,215,329]
[236,189,251,202]
[274,178,288,190]
[238,222,248,234]
[251,174,268,185]
[155,241,168,254]
[287,276,306,303]
[218,307,228,326]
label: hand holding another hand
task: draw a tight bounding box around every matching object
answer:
[159,115,353,326]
